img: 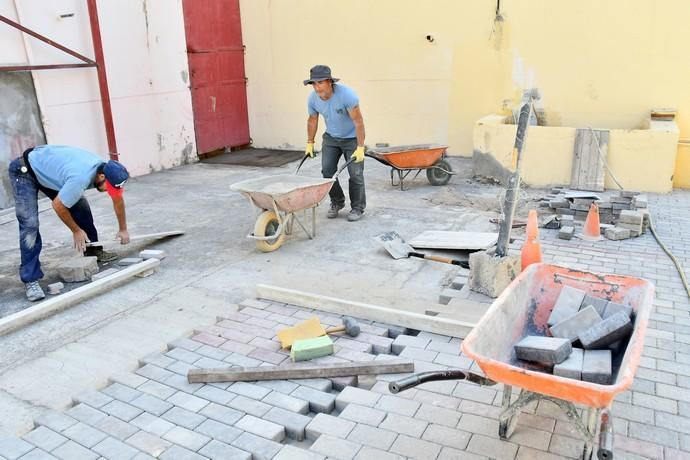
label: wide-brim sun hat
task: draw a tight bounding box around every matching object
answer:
[303,65,340,85]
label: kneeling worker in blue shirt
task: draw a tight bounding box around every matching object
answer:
[8,145,131,301]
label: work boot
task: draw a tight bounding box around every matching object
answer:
[327,203,345,219]
[84,247,118,263]
[25,281,45,302]
[347,209,365,222]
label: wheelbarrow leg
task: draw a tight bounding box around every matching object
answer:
[581,407,600,460]
[499,386,539,439]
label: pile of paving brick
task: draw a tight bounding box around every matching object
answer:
[513,285,633,384]
[538,188,650,241]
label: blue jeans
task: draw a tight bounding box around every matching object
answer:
[321,133,366,211]
[8,158,98,283]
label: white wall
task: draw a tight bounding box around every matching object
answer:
[1,0,197,177]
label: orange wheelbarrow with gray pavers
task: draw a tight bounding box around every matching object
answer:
[365,143,454,190]
[389,263,654,460]
[230,159,352,252]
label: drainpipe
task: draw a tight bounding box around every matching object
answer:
[86,0,118,160]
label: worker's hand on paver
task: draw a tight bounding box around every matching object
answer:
[73,229,88,253]
[116,230,130,244]
[351,146,365,163]
[305,142,315,158]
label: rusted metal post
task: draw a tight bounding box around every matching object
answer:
[86,0,118,160]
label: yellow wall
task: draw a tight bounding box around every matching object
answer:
[239,0,690,186]
[674,143,690,188]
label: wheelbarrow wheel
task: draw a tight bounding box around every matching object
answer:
[254,211,285,252]
[427,159,452,186]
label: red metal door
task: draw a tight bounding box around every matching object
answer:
[182,0,250,154]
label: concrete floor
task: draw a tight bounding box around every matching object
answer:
[0,156,531,436]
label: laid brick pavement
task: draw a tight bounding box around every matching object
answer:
[3,190,690,459]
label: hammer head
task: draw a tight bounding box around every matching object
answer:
[342,316,360,337]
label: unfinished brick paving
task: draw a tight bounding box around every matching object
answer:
[2,192,690,459]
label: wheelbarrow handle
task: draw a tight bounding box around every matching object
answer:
[409,252,470,269]
[333,158,355,179]
[389,370,495,393]
[294,155,309,174]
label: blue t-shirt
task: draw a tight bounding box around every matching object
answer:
[308,84,359,139]
[28,145,103,208]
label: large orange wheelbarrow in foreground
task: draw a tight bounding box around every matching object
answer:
[365,144,454,190]
[230,160,352,252]
[390,263,654,460]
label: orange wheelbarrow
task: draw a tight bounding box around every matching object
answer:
[390,263,654,460]
[365,144,454,190]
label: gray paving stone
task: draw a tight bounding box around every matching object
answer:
[126,431,171,457]
[288,378,332,392]
[168,337,203,352]
[101,400,143,422]
[66,404,107,426]
[389,434,442,460]
[92,437,140,460]
[426,340,460,354]
[305,413,356,440]
[421,424,471,450]
[467,433,518,459]
[194,385,236,405]
[227,394,272,417]
[380,413,428,438]
[263,407,312,440]
[163,426,211,451]
[433,352,473,368]
[22,427,68,452]
[52,440,100,460]
[167,391,209,412]
[93,416,139,441]
[130,394,174,416]
[399,346,437,363]
[131,412,176,437]
[235,415,285,442]
[166,347,203,364]
[219,339,256,355]
[391,335,431,354]
[338,404,387,426]
[139,352,176,369]
[61,422,107,448]
[73,391,114,409]
[274,445,324,460]
[335,386,381,410]
[136,364,175,383]
[194,357,228,370]
[106,374,147,392]
[195,344,230,361]
[199,439,251,460]
[354,446,405,460]
[199,403,244,426]
[161,406,207,430]
[231,432,282,460]
[34,411,79,433]
[136,381,176,400]
[374,394,420,417]
[159,445,207,460]
[335,337,373,353]
[412,389,462,410]
[347,424,397,450]
[16,449,57,460]
[167,360,198,376]
[352,333,393,354]
[0,437,34,459]
[195,419,243,445]
[291,386,336,413]
[228,382,271,400]
[310,434,361,460]
[262,390,309,414]
[257,380,299,395]
[248,336,282,351]
[330,375,358,391]
[224,353,262,368]
[414,403,461,427]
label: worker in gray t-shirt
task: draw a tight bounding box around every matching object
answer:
[303,65,367,222]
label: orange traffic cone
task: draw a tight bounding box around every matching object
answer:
[521,210,543,271]
[582,203,601,240]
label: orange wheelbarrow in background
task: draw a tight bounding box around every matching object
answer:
[390,263,655,460]
[366,144,454,190]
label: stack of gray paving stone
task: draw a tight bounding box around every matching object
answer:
[513,285,634,385]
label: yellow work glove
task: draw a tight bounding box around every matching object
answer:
[351,146,365,163]
[305,142,315,158]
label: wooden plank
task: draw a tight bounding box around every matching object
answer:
[407,231,498,250]
[188,359,414,383]
[256,284,476,338]
[0,259,160,336]
[570,129,608,192]
[85,230,184,247]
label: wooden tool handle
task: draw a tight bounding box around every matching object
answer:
[410,252,466,266]
[325,325,346,334]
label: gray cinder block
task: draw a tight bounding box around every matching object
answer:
[602,301,632,319]
[58,256,99,282]
[139,249,166,260]
[550,305,602,343]
[580,295,608,317]
[582,349,612,384]
[554,347,584,380]
[514,336,572,365]
[548,285,587,326]
[580,311,633,349]
[47,282,64,295]
[558,226,575,240]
